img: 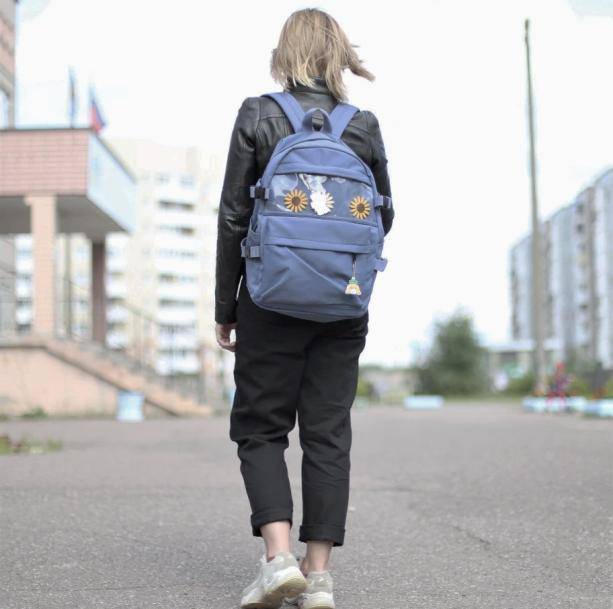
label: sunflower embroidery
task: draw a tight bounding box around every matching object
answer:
[310,190,334,215]
[349,196,371,220]
[284,189,308,213]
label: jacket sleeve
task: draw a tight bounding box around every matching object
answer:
[215,97,260,324]
[364,111,394,235]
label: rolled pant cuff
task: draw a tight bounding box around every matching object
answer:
[299,524,346,547]
[251,507,293,538]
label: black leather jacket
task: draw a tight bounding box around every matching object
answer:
[215,79,394,324]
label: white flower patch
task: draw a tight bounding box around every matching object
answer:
[310,190,334,215]
[298,173,334,215]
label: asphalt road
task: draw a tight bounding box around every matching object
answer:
[1,403,612,609]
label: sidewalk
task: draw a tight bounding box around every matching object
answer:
[1,404,612,608]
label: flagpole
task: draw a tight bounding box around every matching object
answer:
[65,68,76,332]
[524,19,547,395]
[68,67,77,128]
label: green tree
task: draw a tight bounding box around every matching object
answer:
[416,310,488,396]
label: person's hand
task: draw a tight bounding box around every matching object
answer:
[216,323,237,352]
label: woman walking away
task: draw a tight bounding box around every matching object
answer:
[215,8,394,608]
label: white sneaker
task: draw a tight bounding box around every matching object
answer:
[240,552,307,609]
[286,571,335,609]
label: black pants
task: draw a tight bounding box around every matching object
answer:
[230,281,368,547]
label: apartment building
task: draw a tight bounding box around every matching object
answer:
[0,237,14,334]
[593,170,613,368]
[106,139,222,388]
[0,0,217,415]
[13,233,91,336]
[0,1,16,335]
[11,139,224,397]
[510,169,613,370]
[0,0,16,126]
[547,204,574,354]
[509,234,532,341]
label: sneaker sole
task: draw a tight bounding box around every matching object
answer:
[241,567,307,609]
[299,591,335,609]
[265,568,307,604]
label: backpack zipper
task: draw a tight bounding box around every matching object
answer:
[345,254,362,295]
[261,210,379,229]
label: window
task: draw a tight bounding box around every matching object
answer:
[0,91,9,129]
[156,249,196,259]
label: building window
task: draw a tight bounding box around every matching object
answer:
[0,90,9,129]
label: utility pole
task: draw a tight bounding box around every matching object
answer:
[524,19,548,395]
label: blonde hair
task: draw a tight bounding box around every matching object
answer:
[270,8,374,102]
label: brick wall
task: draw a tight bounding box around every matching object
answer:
[0,346,117,416]
[0,129,90,196]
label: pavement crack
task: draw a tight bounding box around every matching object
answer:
[449,523,493,550]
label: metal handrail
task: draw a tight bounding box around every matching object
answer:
[0,273,205,402]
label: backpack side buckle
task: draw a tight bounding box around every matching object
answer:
[375,195,393,209]
[249,186,270,200]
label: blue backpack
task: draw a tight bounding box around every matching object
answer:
[241,91,392,322]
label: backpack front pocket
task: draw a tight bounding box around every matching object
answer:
[251,215,379,317]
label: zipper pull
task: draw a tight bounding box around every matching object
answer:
[345,255,362,295]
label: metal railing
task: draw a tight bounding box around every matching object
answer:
[0,268,209,404]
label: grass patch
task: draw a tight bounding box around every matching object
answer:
[0,434,63,455]
[444,394,522,404]
[20,407,48,420]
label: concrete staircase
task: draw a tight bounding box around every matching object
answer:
[0,335,211,417]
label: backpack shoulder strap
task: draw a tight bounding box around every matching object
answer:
[329,102,359,138]
[263,91,305,133]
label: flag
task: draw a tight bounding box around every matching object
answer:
[89,87,106,134]
[68,67,77,127]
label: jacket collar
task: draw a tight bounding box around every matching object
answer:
[287,77,331,95]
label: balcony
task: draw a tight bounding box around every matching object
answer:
[0,128,136,238]
[107,255,127,273]
[155,181,198,205]
[157,333,198,349]
[156,353,200,375]
[157,282,199,301]
[15,257,33,274]
[107,305,130,323]
[156,208,199,231]
[154,256,200,276]
[15,280,32,298]
[154,232,199,253]
[15,306,32,325]
[106,278,127,299]
[106,331,129,349]
[156,307,197,325]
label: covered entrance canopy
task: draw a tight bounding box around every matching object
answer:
[0,127,136,339]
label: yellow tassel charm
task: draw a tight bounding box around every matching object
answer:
[345,277,362,295]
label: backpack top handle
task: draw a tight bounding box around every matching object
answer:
[301,108,333,134]
[265,91,358,138]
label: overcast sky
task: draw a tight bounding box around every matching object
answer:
[14,0,613,365]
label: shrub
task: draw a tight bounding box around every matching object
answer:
[416,310,488,396]
[503,372,535,396]
[20,407,47,419]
